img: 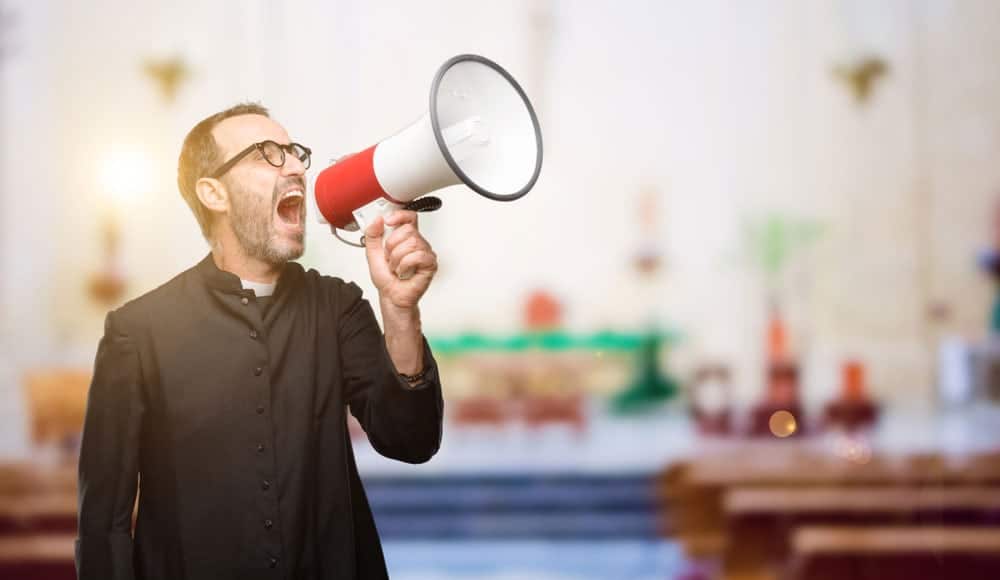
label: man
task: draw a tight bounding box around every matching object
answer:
[76,103,443,579]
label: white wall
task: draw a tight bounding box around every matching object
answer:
[0,1,58,457]
[2,0,999,426]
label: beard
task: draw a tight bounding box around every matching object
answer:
[226,176,306,266]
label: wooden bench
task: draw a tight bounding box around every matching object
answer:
[0,534,77,580]
[722,486,1000,578]
[0,494,78,534]
[0,464,76,496]
[661,450,1000,577]
[789,526,1000,580]
[726,486,1000,514]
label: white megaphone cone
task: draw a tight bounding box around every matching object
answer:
[313,54,543,237]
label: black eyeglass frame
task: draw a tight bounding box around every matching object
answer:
[210,140,312,179]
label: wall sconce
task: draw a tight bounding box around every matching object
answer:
[87,149,152,306]
[832,55,889,105]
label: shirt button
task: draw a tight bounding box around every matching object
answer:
[264,519,273,530]
[254,366,263,376]
[241,296,249,306]
[256,405,265,415]
[256,443,265,453]
[249,329,258,339]
[262,480,271,491]
[268,556,278,568]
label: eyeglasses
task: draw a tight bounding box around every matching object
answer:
[210,140,312,179]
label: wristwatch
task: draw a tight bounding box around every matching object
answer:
[399,365,430,387]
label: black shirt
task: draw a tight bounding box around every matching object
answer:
[76,254,443,580]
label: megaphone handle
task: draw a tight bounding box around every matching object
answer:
[353,198,415,280]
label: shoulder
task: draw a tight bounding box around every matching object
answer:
[104,263,199,336]
[297,264,364,303]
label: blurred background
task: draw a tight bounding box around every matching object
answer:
[3,0,1000,578]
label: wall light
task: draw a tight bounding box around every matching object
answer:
[100,149,153,204]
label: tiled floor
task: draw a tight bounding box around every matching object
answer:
[383,539,686,579]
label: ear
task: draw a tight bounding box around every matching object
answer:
[195,177,229,215]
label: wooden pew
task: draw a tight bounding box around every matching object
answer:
[0,494,78,534]
[0,534,77,580]
[723,486,1000,579]
[0,463,76,496]
[789,526,1000,580]
[661,449,1000,576]
[687,450,1000,488]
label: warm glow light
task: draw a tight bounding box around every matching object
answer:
[100,149,153,203]
[769,410,797,438]
[833,433,873,465]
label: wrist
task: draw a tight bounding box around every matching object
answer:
[380,299,423,376]
[379,299,421,332]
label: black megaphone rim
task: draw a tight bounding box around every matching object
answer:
[428,53,543,202]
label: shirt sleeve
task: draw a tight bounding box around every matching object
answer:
[339,282,443,464]
[76,310,144,580]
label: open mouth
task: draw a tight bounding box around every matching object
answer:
[276,189,304,228]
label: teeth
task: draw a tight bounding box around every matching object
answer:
[281,189,304,201]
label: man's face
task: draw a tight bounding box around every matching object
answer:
[212,114,307,265]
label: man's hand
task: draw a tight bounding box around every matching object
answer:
[364,211,438,311]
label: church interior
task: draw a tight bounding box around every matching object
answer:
[3,1,1000,578]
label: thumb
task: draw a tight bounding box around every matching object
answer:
[364,216,391,281]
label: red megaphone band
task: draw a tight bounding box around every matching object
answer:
[314,146,404,229]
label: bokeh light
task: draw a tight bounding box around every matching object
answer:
[769,410,797,438]
[100,149,153,204]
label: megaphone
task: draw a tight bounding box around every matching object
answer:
[313,54,543,239]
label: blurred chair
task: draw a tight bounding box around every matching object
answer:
[450,395,511,428]
[519,392,585,433]
[21,369,91,459]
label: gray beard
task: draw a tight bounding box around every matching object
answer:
[228,182,304,266]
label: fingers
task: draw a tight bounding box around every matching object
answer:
[363,216,390,281]
[364,215,386,246]
[395,249,437,279]
[371,210,436,281]
[387,236,424,274]
[385,223,418,257]
[387,231,438,275]
[384,210,418,228]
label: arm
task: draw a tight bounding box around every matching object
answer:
[341,283,443,463]
[364,210,438,377]
[342,210,443,463]
[76,311,144,580]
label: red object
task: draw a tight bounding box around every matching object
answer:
[842,360,866,401]
[314,146,398,228]
[524,290,562,330]
[520,394,585,433]
[823,360,879,431]
[767,361,799,407]
[451,396,510,428]
[767,308,788,363]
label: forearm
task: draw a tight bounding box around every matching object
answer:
[379,298,424,375]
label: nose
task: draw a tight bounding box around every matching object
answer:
[282,151,307,176]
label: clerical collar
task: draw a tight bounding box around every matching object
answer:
[241,278,277,297]
[196,253,301,296]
